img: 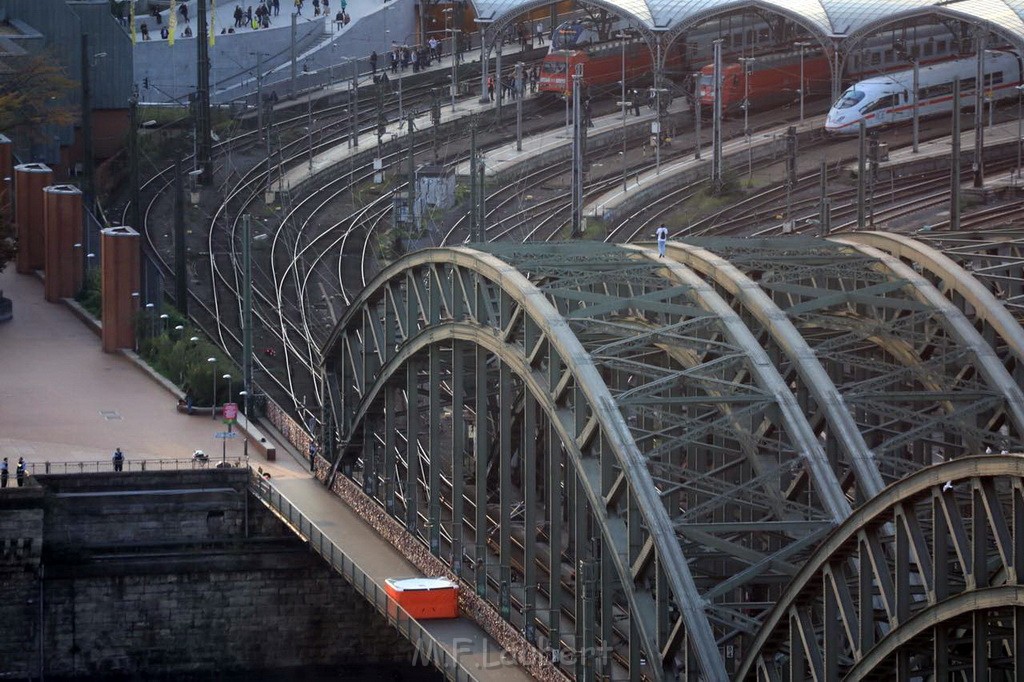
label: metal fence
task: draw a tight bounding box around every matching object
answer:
[247,472,480,682]
[25,456,245,476]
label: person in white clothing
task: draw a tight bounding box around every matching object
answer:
[655,224,668,257]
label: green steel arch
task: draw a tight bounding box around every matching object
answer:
[320,238,1024,681]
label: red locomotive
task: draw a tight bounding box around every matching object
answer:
[697,48,832,115]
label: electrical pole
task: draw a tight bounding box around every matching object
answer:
[173,155,188,315]
[256,52,264,141]
[195,0,213,184]
[693,71,702,160]
[80,34,95,211]
[129,91,141,231]
[290,13,298,98]
[973,31,986,188]
[515,62,523,152]
[242,214,253,420]
[785,125,797,231]
[478,153,486,240]
[571,63,583,237]
[407,113,416,232]
[856,119,866,230]
[352,60,359,148]
[818,158,830,237]
[469,122,478,241]
[951,77,962,231]
[711,39,723,193]
[912,58,919,153]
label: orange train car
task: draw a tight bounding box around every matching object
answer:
[384,577,460,620]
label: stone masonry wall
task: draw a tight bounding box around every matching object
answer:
[1,471,419,679]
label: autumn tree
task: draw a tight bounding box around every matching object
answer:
[0,51,75,274]
[0,51,76,141]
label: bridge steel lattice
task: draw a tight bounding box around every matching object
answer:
[320,237,1024,681]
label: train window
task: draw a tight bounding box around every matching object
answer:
[871,52,881,66]
[836,89,866,109]
[961,77,976,91]
[937,40,946,53]
[746,29,754,44]
[922,82,952,99]
[542,61,567,74]
[923,42,934,57]
[722,35,732,48]
[991,71,1004,85]
[910,45,920,59]
[862,95,897,114]
[884,50,894,63]
[853,55,860,68]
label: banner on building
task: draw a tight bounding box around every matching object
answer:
[168,0,177,46]
[129,0,136,44]
[209,0,216,46]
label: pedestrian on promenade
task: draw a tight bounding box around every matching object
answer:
[655,223,668,257]
[631,89,642,116]
[161,26,169,39]
[179,1,190,23]
[15,457,26,487]
[1,457,8,488]
[234,5,244,27]
[487,75,494,101]
[536,22,544,45]
[369,50,378,75]
[113,447,125,472]
[140,22,151,40]
[273,0,280,15]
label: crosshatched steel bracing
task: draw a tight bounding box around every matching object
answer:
[320,237,1024,681]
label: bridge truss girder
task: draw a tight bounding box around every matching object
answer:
[736,453,1024,680]
[320,238,1024,681]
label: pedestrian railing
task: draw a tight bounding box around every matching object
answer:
[247,471,480,682]
[27,457,245,476]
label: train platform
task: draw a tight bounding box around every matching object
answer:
[0,267,304,480]
[583,115,825,223]
[452,98,689,179]
[271,41,538,199]
[853,118,1024,182]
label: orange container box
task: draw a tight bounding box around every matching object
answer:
[384,577,460,620]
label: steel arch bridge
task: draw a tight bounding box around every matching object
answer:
[320,237,1024,681]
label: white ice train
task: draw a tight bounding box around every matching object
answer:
[825,49,1024,134]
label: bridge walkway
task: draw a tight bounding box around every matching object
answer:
[250,474,536,682]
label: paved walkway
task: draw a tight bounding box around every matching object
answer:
[0,268,303,480]
[272,477,536,681]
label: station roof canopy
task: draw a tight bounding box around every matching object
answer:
[471,0,1024,46]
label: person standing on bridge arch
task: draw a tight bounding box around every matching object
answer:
[655,223,668,258]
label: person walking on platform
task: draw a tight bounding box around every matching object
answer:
[370,50,378,75]
[536,22,544,45]
[15,457,26,487]
[487,75,494,102]
[631,89,642,116]
[112,447,125,472]
[655,223,669,257]
[1,457,8,488]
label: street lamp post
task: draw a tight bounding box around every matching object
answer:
[794,42,811,123]
[238,390,249,460]
[145,302,155,339]
[207,357,217,418]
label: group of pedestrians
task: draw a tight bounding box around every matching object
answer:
[0,457,27,488]
[234,2,278,29]
[486,65,541,102]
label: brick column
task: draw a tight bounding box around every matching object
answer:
[100,226,140,353]
[14,163,53,275]
[43,185,84,302]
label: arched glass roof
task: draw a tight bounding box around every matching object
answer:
[471,0,1024,47]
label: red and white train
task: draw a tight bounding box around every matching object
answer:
[697,25,964,115]
[825,49,1024,133]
